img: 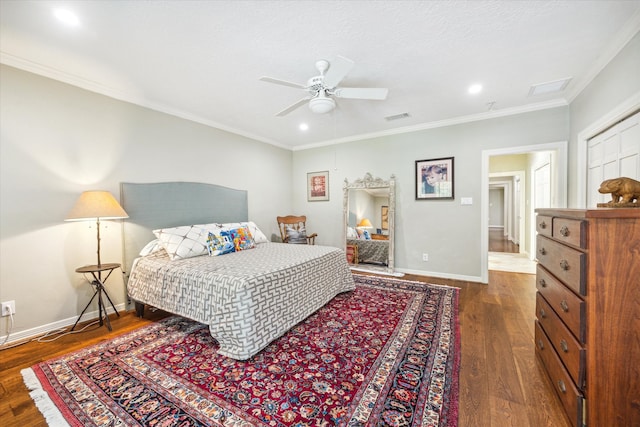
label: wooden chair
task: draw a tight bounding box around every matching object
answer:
[277,215,318,245]
[346,244,358,264]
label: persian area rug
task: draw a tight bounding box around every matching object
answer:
[22,274,460,427]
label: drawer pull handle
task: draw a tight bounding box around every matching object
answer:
[560,260,569,270]
[538,339,544,350]
[560,339,569,352]
[539,247,547,255]
[539,279,547,288]
[539,221,547,229]
[539,308,546,318]
[557,380,567,393]
[560,226,570,237]
[560,300,569,312]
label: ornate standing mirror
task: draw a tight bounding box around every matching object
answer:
[343,173,396,274]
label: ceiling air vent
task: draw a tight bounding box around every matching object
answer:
[385,112,411,121]
[528,77,572,97]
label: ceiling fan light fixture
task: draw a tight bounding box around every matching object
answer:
[309,96,336,114]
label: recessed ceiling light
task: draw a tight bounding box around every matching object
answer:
[468,84,483,95]
[53,8,80,27]
[299,123,309,131]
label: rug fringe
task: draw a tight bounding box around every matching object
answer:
[21,368,71,427]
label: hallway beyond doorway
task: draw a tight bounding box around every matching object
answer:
[489,228,518,253]
[488,228,536,274]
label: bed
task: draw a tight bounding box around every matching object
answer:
[346,238,389,265]
[121,182,355,360]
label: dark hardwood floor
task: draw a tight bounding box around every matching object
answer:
[489,228,520,253]
[0,271,570,427]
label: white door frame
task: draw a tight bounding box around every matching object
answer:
[480,141,568,283]
[576,91,640,207]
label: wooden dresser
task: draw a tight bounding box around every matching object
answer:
[534,208,640,427]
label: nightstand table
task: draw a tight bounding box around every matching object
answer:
[72,263,121,331]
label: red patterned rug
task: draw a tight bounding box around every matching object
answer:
[22,274,459,426]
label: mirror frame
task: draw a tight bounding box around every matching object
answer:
[343,173,396,274]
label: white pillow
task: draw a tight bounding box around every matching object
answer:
[347,227,358,239]
[242,221,269,244]
[152,221,268,260]
[153,225,212,260]
[138,239,163,256]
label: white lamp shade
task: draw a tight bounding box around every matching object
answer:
[357,218,373,228]
[65,191,128,221]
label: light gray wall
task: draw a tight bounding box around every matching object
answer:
[0,65,292,339]
[569,31,640,207]
[488,188,504,227]
[292,107,569,280]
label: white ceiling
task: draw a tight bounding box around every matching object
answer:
[1,1,639,150]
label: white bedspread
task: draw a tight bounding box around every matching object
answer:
[127,243,355,359]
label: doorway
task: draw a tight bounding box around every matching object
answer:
[480,142,568,283]
[488,170,524,253]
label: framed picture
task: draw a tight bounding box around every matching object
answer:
[307,171,329,201]
[415,157,454,200]
[381,206,389,230]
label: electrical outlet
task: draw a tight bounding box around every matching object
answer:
[1,300,16,316]
[422,253,429,261]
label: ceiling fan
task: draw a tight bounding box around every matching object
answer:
[260,56,388,116]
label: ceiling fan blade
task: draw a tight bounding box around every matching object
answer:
[260,76,306,89]
[323,56,355,88]
[333,87,389,100]
[276,97,311,116]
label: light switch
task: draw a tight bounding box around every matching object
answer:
[461,197,473,205]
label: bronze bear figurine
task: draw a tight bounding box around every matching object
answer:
[598,177,640,205]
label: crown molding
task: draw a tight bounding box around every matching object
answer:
[293,99,569,151]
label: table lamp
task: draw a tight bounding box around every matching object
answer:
[65,190,128,267]
[357,218,373,229]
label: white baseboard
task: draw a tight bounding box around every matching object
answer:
[0,303,126,346]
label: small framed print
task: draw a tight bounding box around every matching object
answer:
[415,157,454,200]
[307,171,329,201]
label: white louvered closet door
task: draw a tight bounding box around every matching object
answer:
[587,111,640,207]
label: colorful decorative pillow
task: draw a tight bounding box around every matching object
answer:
[229,226,256,251]
[217,221,268,244]
[153,225,210,260]
[286,225,307,244]
[206,231,235,256]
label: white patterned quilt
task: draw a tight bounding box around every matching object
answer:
[347,239,389,265]
[127,243,355,359]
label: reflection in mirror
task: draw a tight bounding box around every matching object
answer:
[343,173,396,275]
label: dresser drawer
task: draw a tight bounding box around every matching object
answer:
[536,215,553,237]
[536,235,586,295]
[536,265,586,341]
[536,293,586,388]
[552,217,586,249]
[535,321,584,427]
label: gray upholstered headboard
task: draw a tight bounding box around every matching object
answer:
[120,181,248,279]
